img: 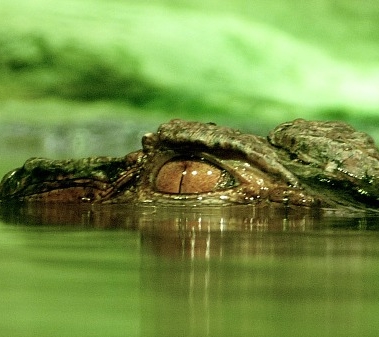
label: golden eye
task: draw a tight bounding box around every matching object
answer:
[155,158,236,194]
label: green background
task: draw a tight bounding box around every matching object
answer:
[1,0,379,170]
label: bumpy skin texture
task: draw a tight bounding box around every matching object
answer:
[1,118,379,209]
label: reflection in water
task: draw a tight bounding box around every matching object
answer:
[1,203,379,336]
[0,202,373,231]
[140,239,371,337]
[138,217,379,336]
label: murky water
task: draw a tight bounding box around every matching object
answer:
[1,203,379,337]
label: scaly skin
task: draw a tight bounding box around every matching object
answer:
[1,119,379,210]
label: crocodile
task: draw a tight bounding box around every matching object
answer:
[1,118,379,210]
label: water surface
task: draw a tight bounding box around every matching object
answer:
[1,203,379,337]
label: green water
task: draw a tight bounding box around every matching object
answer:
[1,204,379,337]
[0,224,140,337]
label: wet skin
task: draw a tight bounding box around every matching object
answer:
[1,118,379,210]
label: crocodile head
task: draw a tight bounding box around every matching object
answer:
[1,119,379,210]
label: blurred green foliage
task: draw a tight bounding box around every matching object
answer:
[0,33,161,104]
[0,0,379,130]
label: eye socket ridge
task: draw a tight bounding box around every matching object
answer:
[154,156,237,194]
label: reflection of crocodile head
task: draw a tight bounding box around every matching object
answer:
[1,118,379,210]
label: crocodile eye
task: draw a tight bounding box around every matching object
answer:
[155,159,236,194]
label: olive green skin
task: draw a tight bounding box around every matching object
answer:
[1,119,379,210]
